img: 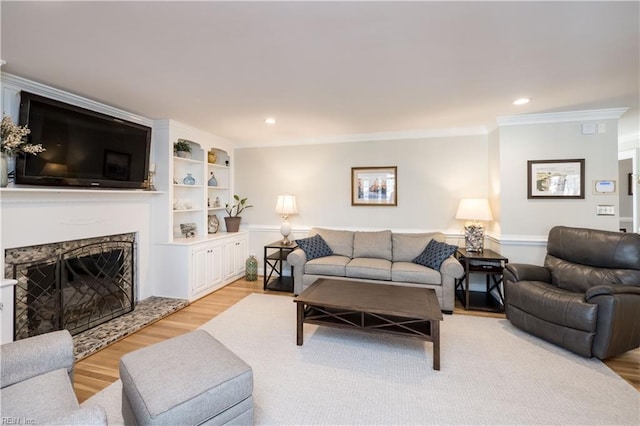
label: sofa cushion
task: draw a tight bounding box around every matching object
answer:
[346,258,392,280]
[353,230,392,260]
[392,262,442,285]
[392,232,444,262]
[309,228,354,258]
[413,240,458,270]
[295,234,333,260]
[1,368,80,424]
[305,255,351,276]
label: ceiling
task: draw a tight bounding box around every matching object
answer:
[1,1,639,147]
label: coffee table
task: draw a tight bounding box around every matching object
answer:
[294,278,443,370]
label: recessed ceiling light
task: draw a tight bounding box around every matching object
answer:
[513,98,531,106]
[265,117,276,125]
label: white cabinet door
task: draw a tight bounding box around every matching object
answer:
[223,234,247,280]
[191,246,210,296]
[192,242,224,297]
[223,239,236,280]
[207,243,223,288]
[233,237,247,275]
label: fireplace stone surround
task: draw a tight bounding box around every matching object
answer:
[5,233,135,340]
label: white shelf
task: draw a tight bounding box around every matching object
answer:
[206,186,230,190]
[174,184,203,188]
[207,163,229,169]
[173,208,204,213]
[173,156,202,164]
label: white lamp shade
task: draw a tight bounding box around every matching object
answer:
[275,195,298,216]
[455,198,493,221]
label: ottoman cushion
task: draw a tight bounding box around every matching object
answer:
[120,330,253,425]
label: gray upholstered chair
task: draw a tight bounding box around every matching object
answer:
[0,330,107,425]
[504,226,640,359]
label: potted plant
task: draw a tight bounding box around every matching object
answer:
[224,195,253,232]
[174,139,192,158]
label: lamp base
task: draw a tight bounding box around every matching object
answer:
[280,219,293,245]
[464,222,484,252]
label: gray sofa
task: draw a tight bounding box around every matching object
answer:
[0,330,107,425]
[287,228,464,312]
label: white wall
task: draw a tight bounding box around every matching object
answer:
[497,112,624,264]
[235,134,490,264]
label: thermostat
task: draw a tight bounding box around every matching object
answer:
[594,180,616,194]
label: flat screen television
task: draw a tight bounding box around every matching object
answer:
[17,92,152,189]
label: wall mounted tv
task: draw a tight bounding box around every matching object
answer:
[17,92,152,189]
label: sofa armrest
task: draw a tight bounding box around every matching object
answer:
[440,256,464,279]
[287,248,307,267]
[287,248,307,295]
[585,284,640,301]
[504,263,551,283]
[0,330,75,388]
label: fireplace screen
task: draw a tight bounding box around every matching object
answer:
[8,235,135,340]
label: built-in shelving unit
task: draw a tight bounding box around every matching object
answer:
[151,119,246,301]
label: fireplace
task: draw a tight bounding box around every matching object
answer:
[5,233,135,340]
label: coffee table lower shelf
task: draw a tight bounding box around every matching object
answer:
[295,304,440,370]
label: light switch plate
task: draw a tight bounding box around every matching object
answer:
[596,205,615,216]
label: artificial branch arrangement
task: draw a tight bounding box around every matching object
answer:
[1,115,44,156]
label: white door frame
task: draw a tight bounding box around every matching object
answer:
[619,149,638,233]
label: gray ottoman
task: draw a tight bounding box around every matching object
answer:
[120,330,253,425]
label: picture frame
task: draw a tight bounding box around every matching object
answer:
[527,159,585,199]
[103,150,131,181]
[351,166,397,206]
[180,223,197,238]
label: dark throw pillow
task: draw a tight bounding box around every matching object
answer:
[412,239,458,270]
[295,234,333,260]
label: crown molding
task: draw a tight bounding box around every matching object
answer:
[240,126,488,148]
[496,108,629,127]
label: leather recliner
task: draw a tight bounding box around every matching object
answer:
[504,226,640,359]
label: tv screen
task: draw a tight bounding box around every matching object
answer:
[17,92,151,189]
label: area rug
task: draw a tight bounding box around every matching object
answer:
[84,293,639,425]
[73,296,189,360]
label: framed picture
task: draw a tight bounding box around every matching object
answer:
[180,223,197,238]
[103,150,131,181]
[528,159,585,199]
[351,166,397,206]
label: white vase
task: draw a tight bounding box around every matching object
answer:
[0,154,7,188]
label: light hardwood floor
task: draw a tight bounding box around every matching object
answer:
[73,278,640,402]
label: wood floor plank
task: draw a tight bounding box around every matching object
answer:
[73,278,640,403]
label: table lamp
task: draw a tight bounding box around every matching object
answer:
[455,198,493,252]
[275,194,298,245]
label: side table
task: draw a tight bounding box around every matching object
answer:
[264,240,298,292]
[455,248,508,312]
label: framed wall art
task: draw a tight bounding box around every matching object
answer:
[351,166,397,206]
[527,159,585,199]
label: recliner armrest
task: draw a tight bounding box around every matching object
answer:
[0,330,75,388]
[504,263,551,283]
[585,284,640,301]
